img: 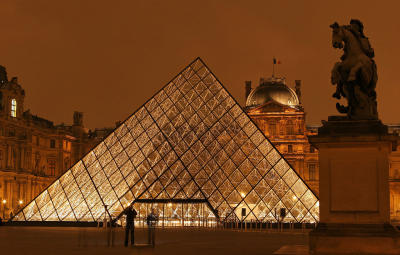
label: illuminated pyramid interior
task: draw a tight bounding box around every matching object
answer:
[13,58,319,225]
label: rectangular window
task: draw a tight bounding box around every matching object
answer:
[269,123,277,136]
[48,159,56,176]
[309,164,316,180]
[288,144,293,153]
[50,139,56,148]
[11,99,17,117]
[63,140,71,151]
[8,128,15,137]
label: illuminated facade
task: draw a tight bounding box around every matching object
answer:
[388,125,400,222]
[244,77,319,195]
[13,58,319,225]
[0,65,113,220]
[244,76,400,222]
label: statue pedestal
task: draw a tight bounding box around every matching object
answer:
[308,118,400,254]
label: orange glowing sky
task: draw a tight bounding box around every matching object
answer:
[1,0,399,129]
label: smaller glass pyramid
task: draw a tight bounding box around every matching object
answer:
[13,58,319,224]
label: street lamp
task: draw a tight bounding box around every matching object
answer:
[1,199,6,219]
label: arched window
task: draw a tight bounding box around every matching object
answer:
[10,98,17,117]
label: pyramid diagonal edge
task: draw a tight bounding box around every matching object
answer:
[13,57,319,223]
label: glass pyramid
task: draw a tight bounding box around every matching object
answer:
[13,58,319,224]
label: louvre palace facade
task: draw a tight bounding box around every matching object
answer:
[0,66,113,220]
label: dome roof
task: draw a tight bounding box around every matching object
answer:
[245,77,299,108]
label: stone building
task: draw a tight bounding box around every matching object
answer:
[244,76,400,222]
[244,77,319,195]
[0,66,112,219]
[388,124,400,222]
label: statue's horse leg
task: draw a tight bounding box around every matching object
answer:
[331,62,342,99]
[331,62,341,84]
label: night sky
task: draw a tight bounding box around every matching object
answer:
[1,0,399,129]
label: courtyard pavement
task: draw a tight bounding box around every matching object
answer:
[0,226,310,255]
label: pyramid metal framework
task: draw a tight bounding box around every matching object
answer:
[13,58,319,224]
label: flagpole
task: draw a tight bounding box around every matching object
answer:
[272,63,275,77]
[272,57,275,77]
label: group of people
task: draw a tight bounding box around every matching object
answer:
[124,205,158,247]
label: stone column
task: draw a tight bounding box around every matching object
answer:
[308,118,400,254]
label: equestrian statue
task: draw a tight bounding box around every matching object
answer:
[330,19,378,120]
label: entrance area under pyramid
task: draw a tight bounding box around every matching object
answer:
[12,58,319,226]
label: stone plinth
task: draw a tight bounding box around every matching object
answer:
[308,118,400,254]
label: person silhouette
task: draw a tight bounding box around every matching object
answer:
[124,205,137,247]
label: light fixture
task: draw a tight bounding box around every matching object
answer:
[168,203,172,207]
[240,192,246,198]
[19,200,23,205]
[2,199,6,204]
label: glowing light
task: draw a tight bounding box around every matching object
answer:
[168,203,172,207]
[293,196,297,200]
[2,199,6,204]
[19,200,23,205]
[240,192,246,198]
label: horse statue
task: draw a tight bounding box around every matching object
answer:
[330,20,378,120]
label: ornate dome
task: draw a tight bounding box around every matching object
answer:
[245,77,299,108]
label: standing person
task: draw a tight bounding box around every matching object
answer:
[124,205,137,247]
[146,209,158,247]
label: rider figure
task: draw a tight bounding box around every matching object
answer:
[349,19,374,59]
[333,19,375,100]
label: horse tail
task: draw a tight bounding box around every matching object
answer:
[370,60,378,89]
[367,60,378,99]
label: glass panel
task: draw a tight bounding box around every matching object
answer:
[109,141,123,157]
[87,160,102,178]
[82,151,96,167]
[272,179,290,199]
[274,159,290,177]
[282,169,299,187]
[301,190,318,210]
[48,180,63,200]
[74,202,92,221]
[35,190,51,209]
[23,201,40,221]
[292,179,308,198]
[63,192,82,215]
[39,201,57,220]
[71,161,86,178]
[56,201,75,221]
[93,142,107,158]
[52,190,68,209]
[115,123,129,139]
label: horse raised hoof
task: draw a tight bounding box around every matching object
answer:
[336,103,348,113]
[332,91,341,99]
